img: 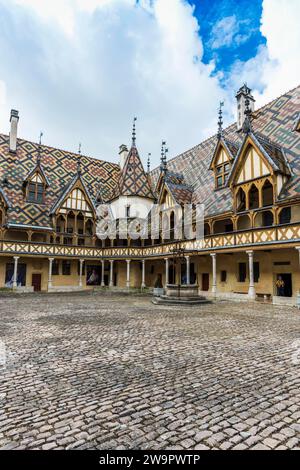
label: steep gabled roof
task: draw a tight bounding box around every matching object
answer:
[150,85,299,217]
[209,137,239,170]
[50,173,97,215]
[228,131,290,185]
[114,145,154,199]
[158,170,193,206]
[24,161,50,187]
[0,135,119,228]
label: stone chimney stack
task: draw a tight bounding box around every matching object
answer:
[9,109,19,153]
[119,144,128,170]
[236,85,255,131]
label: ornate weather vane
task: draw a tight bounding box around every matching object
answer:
[132,117,137,146]
[217,101,224,138]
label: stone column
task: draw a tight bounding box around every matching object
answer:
[126,260,131,288]
[101,260,105,287]
[210,253,217,295]
[109,260,114,287]
[48,257,54,289]
[165,258,169,286]
[141,260,146,289]
[12,256,19,289]
[79,259,84,288]
[247,250,256,300]
[185,256,190,285]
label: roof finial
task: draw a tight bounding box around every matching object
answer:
[217,101,224,138]
[77,142,82,175]
[37,131,43,164]
[160,141,166,171]
[147,153,151,173]
[132,117,137,147]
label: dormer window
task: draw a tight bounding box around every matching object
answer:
[27,173,45,203]
[215,162,231,188]
[209,140,236,190]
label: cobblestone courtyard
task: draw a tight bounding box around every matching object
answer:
[0,293,299,450]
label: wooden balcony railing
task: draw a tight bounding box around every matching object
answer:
[0,223,300,259]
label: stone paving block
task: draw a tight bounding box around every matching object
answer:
[0,294,299,450]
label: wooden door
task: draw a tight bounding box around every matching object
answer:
[32,273,41,292]
[202,273,209,291]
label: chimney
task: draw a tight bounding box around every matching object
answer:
[9,109,19,153]
[119,144,128,170]
[236,85,255,131]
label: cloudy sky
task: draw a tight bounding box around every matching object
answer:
[0,0,299,168]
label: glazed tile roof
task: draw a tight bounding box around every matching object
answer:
[0,136,119,228]
[152,85,300,216]
[159,171,193,205]
[0,85,299,228]
[113,144,154,200]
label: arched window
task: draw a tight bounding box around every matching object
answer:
[170,211,175,241]
[249,184,259,210]
[279,207,291,225]
[262,180,274,207]
[236,187,246,212]
[27,173,45,203]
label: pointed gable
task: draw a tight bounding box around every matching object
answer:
[157,171,193,206]
[116,145,154,199]
[209,137,238,170]
[228,132,290,186]
[24,162,50,187]
[50,174,96,216]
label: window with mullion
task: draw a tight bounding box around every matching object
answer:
[27,181,45,203]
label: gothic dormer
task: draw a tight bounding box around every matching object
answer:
[23,134,50,204]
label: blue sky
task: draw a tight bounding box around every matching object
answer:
[192,0,265,74]
[0,0,299,166]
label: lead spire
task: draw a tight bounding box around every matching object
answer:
[147,153,151,174]
[77,142,82,175]
[217,101,224,139]
[132,117,137,147]
[37,131,43,164]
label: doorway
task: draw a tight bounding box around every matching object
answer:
[202,273,209,291]
[276,273,292,297]
[32,273,41,292]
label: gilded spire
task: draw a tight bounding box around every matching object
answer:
[132,117,137,147]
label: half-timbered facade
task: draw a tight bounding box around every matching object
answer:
[0,85,299,304]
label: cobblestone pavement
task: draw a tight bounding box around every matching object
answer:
[0,293,300,450]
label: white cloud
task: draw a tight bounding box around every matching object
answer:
[0,0,299,168]
[210,15,239,49]
[228,0,300,107]
[0,0,222,165]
